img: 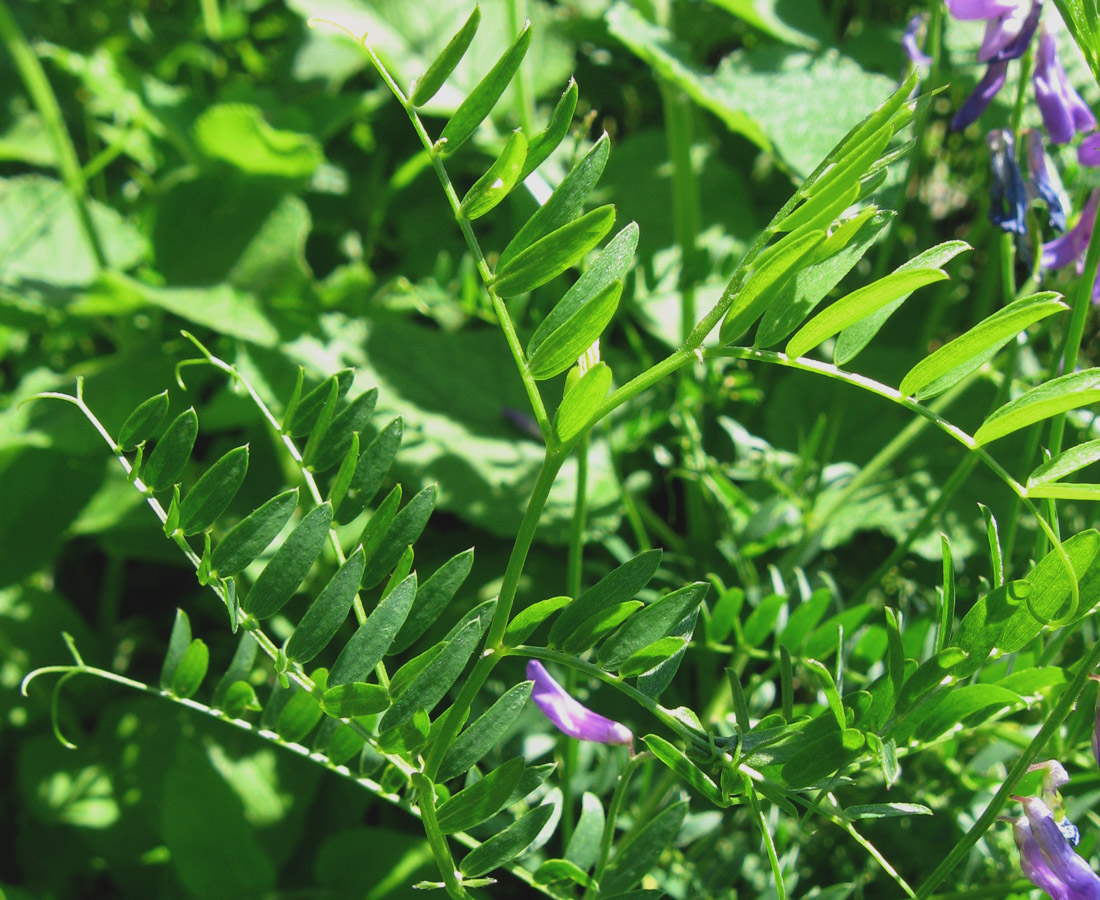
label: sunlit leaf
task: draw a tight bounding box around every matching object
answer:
[143,408,198,491]
[178,445,249,535]
[460,130,528,220]
[212,489,299,576]
[975,369,1100,445]
[244,503,333,619]
[117,391,169,451]
[409,5,482,106]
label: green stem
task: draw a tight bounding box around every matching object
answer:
[507,0,534,134]
[583,752,649,900]
[412,773,469,900]
[0,0,107,269]
[915,641,1100,899]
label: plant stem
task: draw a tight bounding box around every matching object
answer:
[0,0,107,270]
[583,751,648,900]
[412,773,469,900]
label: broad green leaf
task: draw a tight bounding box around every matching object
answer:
[834,241,971,365]
[144,408,198,491]
[504,595,571,647]
[329,573,418,685]
[975,369,1100,446]
[194,104,322,178]
[528,223,639,358]
[599,582,708,668]
[221,681,261,718]
[243,503,333,619]
[643,734,727,806]
[391,548,475,654]
[460,804,554,877]
[614,636,688,678]
[521,78,578,180]
[845,803,933,819]
[901,292,1066,399]
[310,388,379,473]
[321,682,391,717]
[549,550,662,646]
[286,547,366,664]
[460,130,528,220]
[785,268,947,360]
[553,361,613,443]
[601,800,688,895]
[170,640,209,699]
[527,280,622,379]
[276,686,324,742]
[178,445,249,535]
[1029,438,1100,487]
[565,792,605,870]
[362,484,437,588]
[720,229,826,345]
[438,680,534,782]
[335,416,403,523]
[561,601,642,655]
[287,370,354,438]
[161,608,193,689]
[781,726,865,788]
[409,5,482,106]
[212,489,299,576]
[117,391,169,451]
[637,609,697,698]
[998,530,1100,651]
[755,209,890,346]
[379,618,484,731]
[438,23,532,155]
[895,684,1021,742]
[500,135,611,269]
[492,206,617,299]
[951,581,1024,678]
[435,757,525,833]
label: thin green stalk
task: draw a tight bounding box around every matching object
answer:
[0,0,107,269]
[562,433,589,846]
[583,752,649,900]
[412,773,469,900]
[507,0,534,134]
[915,639,1100,899]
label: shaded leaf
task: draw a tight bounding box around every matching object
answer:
[550,550,662,646]
[170,640,209,699]
[212,489,299,577]
[243,503,333,619]
[601,800,688,894]
[287,370,354,438]
[321,682,391,717]
[161,608,193,690]
[561,601,642,655]
[329,573,418,685]
[144,408,198,491]
[311,388,379,473]
[391,548,475,654]
[362,484,437,588]
[117,391,169,451]
[643,734,727,806]
[285,547,366,664]
[438,679,534,782]
[335,416,403,524]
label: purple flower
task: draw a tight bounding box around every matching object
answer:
[1079,133,1100,167]
[987,129,1030,234]
[978,0,1042,62]
[1035,28,1098,144]
[1042,188,1099,272]
[1013,816,1075,900]
[904,13,933,67]
[1027,130,1067,230]
[527,660,633,749]
[946,0,1020,20]
[1018,795,1100,899]
[1090,673,1100,771]
[952,60,1010,131]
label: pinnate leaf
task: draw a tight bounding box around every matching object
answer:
[460,803,554,877]
[212,489,299,576]
[310,388,378,473]
[975,369,1100,446]
[527,280,622,380]
[435,757,525,833]
[521,79,579,180]
[599,582,708,669]
[178,445,249,535]
[391,548,475,654]
[362,484,437,588]
[244,503,333,619]
[335,416,403,524]
[550,550,662,646]
[438,679,534,781]
[460,130,528,220]
[285,547,366,664]
[503,595,571,647]
[329,573,418,685]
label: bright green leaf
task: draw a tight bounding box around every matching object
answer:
[117,391,169,451]
[553,361,613,443]
[975,369,1100,446]
[144,408,198,491]
[409,5,482,106]
[460,130,528,220]
[527,280,622,380]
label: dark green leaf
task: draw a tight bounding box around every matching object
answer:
[286,547,366,664]
[780,726,864,788]
[244,503,333,619]
[561,601,642,655]
[896,648,968,715]
[460,130,528,220]
[500,135,611,269]
[213,631,259,708]
[616,636,687,677]
[276,686,324,742]
[460,803,554,877]
[362,484,437,588]
[356,484,401,571]
[177,445,249,535]
[901,292,1066,399]
[438,23,532,155]
[435,758,525,833]
[504,595,571,647]
[521,78,579,180]
[212,489,299,576]
[389,643,445,698]
[553,361,613,443]
[300,379,340,470]
[329,573,418,685]
[170,639,209,699]
[637,609,697,698]
[311,388,379,473]
[643,734,727,806]
[409,5,482,106]
[379,617,484,731]
[117,391,169,451]
[144,407,198,491]
[528,223,639,359]
[549,550,662,646]
[438,679,534,781]
[527,280,622,380]
[287,369,354,438]
[599,582,708,669]
[335,416,403,524]
[221,681,261,718]
[601,800,688,895]
[391,548,475,654]
[976,369,1100,445]
[534,858,597,889]
[321,682,391,717]
[895,684,1021,742]
[160,608,192,689]
[493,206,617,299]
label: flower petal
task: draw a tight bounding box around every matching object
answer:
[527,660,633,747]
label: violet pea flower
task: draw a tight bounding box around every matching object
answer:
[1042,188,1100,274]
[1034,28,1098,144]
[978,0,1042,62]
[903,13,933,67]
[945,0,1020,20]
[952,60,1010,131]
[1079,132,1100,167]
[1013,816,1074,900]
[987,129,1030,234]
[527,660,634,749]
[1027,130,1067,230]
[1018,795,1100,899]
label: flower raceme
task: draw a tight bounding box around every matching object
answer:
[1016,795,1100,899]
[527,660,634,750]
[1041,187,1100,298]
[1034,27,1098,145]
